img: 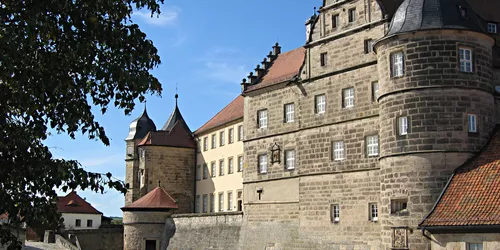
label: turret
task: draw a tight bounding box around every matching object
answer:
[374,0,496,248]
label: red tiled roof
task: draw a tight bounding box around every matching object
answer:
[194,95,244,135]
[121,187,178,211]
[57,192,102,215]
[420,126,500,228]
[245,47,305,92]
[138,121,196,148]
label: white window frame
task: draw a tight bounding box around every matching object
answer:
[365,39,373,54]
[399,116,408,135]
[372,81,379,102]
[203,164,208,179]
[488,23,497,34]
[467,243,483,250]
[459,47,473,73]
[366,135,379,157]
[227,191,233,211]
[219,159,225,176]
[343,88,355,108]
[209,193,215,213]
[211,162,216,177]
[369,203,378,222]
[332,14,339,29]
[238,125,243,141]
[348,8,356,23]
[238,156,243,172]
[228,157,234,174]
[315,94,326,114]
[203,137,208,151]
[331,204,340,222]
[229,128,234,144]
[218,193,224,212]
[320,52,328,67]
[284,103,295,123]
[258,109,268,129]
[196,165,201,181]
[258,154,268,174]
[285,150,295,170]
[391,52,404,77]
[202,194,208,213]
[333,141,344,161]
[468,114,477,133]
[211,134,216,149]
[220,131,225,146]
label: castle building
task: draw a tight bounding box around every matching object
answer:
[193,95,245,213]
[124,0,500,249]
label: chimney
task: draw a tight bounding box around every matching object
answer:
[240,78,247,92]
[305,7,317,43]
[247,72,256,84]
[261,58,270,70]
[254,64,264,77]
[272,42,281,55]
[267,51,274,63]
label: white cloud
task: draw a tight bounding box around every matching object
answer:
[132,9,179,26]
[197,47,250,84]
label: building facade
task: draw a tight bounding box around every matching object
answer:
[57,192,102,230]
[193,95,244,213]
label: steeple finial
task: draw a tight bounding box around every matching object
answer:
[175,83,179,107]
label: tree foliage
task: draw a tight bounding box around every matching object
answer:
[0,0,164,248]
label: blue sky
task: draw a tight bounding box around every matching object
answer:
[45,0,319,216]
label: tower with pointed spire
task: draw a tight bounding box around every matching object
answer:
[125,95,196,213]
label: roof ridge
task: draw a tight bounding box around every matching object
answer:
[194,95,243,135]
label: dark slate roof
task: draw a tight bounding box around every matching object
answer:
[125,107,157,141]
[386,0,486,37]
[420,126,500,229]
[121,187,178,212]
[57,192,103,214]
[138,121,196,148]
[161,95,192,134]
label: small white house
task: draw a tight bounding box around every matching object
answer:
[57,192,102,230]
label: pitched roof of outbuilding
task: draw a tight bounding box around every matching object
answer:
[121,187,178,211]
[57,192,102,215]
[245,47,305,93]
[420,126,500,228]
[194,95,244,135]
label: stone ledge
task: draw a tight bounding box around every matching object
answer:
[171,211,243,218]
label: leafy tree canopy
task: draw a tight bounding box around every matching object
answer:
[0,0,164,248]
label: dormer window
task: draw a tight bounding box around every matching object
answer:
[488,23,498,34]
[458,6,468,18]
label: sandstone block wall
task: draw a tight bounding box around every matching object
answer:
[68,226,123,250]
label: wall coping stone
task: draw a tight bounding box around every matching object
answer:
[172,211,243,218]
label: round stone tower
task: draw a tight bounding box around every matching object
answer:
[121,185,178,250]
[374,0,496,248]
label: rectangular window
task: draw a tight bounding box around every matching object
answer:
[331,204,340,222]
[332,14,339,29]
[468,243,483,250]
[343,88,355,108]
[315,94,326,114]
[196,165,201,181]
[238,125,243,141]
[75,219,81,227]
[219,159,225,176]
[369,203,378,221]
[391,199,408,214]
[203,137,208,151]
[228,157,234,174]
[211,134,216,149]
[364,39,373,54]
[238,156,243,172]
[85,220,92,227]
[366,135,379,157]
[220,131,225,146]
[211,162,216,177]
[333,141,344,161]
[228,191,233,211]
[203,164,208,179]
[219,193,224,212]
[202,195,208,213]
[468,114,477,133]
[399,116,408,135]
[348,8,356,23]
[229,128,234,144]
[258,109,268,128]
[195,195,200,213]
[372,81,379,102]
[320,52,328,67]
[488,22,498,34]
[285,150,295,170]
[209,193,215,213]
[258,154,268,174]
[459,47,473,73]
[284,103,295,123]
[391,52,404,77]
